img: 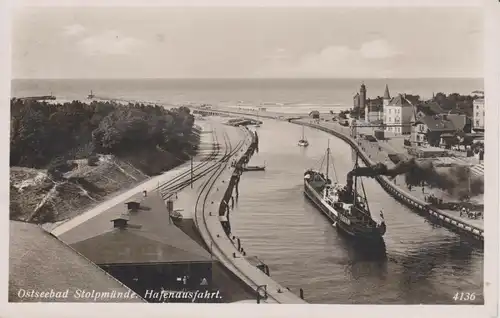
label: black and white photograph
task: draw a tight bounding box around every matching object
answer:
[3,0,499,316]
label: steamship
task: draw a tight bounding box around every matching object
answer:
[303,142,386,242]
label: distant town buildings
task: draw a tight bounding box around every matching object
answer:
[353,83,383,123]
[351,84,484,144]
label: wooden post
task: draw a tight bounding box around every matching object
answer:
[190,156,194,188]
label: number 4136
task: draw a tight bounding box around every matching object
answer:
[453,292,476,301]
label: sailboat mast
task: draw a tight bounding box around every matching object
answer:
[326,140,330,180]
[302,126,305,140]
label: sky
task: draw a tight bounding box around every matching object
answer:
[11,6,483,79]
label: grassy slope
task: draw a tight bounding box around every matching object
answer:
[9,148,185,224]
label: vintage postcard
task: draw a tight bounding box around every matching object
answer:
[1,0,499,317]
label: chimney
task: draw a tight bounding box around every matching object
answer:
[125,201,140,212]
[111,215,130,229]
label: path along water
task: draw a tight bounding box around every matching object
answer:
[230,119,483,304]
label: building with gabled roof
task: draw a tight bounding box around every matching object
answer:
[9,221,145,303]
[56,192,217,303]
[411,102,446,123]
[383,90,415,135]
[411,113,468,147]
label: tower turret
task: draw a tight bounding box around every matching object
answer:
[360,83,367,121]
[360,83,367,108]
[383,84,391,107]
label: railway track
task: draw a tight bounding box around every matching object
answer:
[158,129,221,198]
[194,129,292,304]
[158,127,248,199]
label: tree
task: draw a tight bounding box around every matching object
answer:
[10,99,196,170]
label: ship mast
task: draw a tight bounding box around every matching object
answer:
[326,140,330,181]
[353,150,358,205]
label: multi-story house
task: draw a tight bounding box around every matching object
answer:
[383,92,414,135]
[473,97,485,132]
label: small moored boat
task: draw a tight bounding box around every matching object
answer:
[298,126,309,147]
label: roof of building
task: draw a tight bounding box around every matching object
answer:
[446,114,467,131]
[58,192,212,265]
[9,221,144,303]
[415,114,466,132]
[404,94,421,105]
[70,227,211,265]
[383,84,391,99]
[416,102,445,116]
[388,94,413,107]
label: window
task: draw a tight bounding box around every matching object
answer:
[389,109,392,114]
[476,120,480,126]
[476,105,479,109]
[476,112,479,117]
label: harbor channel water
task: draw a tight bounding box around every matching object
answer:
[230,118,483,304]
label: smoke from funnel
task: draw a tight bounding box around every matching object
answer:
[346,158,483,200]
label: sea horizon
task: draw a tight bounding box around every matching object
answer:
[11,77,484,114]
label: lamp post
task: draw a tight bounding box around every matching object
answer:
[190,155,194,188]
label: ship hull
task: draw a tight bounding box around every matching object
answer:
[304,180,385,244]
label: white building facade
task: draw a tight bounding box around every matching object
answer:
[473,98,485,131]
[383,91,414,135]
